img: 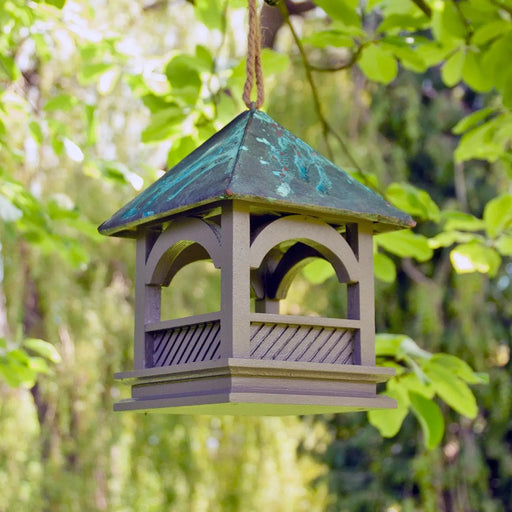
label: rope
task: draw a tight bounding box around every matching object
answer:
[243,0,264,109]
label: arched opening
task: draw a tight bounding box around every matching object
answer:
[159,260,220,321]
[282,258,347,319]
[252,240,349,319]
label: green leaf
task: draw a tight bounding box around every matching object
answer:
[441,49,464,86]
[393,373,435,399]
[44,0,66,8]
[195,45,214,71]
[29,121,44,144]
[454,117,504,163]
[428,231,477,249]
[495,234,512,255]
[165,55,202,90]
[423,362,478,418]
[452,108,498,135]
[409,392,444,449]
[315,0,361,27]
[141,107,185,143]
[382,39,427,72]
[302,30,354,49]
[28,357,51,375]
[375,230,433,262]
[368,388,408,438]
[78,63,112,85]
[194,0,225,30]
[472,19,512,46]
[0,55,20,82]
[358,44,398,84]
[385,183,440,222]
[167,135,197,169]
[462,50,493,92]
[441,1,467,40]
[375,334,432,360]
[302,259,335,284]
[24,338,61,363]
[43,94,77,112]
[483,194,512,237]
[261,48,290,76]
[430,353,486,385]
[450,242,501,277]
[374,252,396,283]
[441,211,486,231]
[377,13,429,33]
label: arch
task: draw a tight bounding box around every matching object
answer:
[250,216,360,287]
[146,218,222,285]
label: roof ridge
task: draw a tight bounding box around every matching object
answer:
[226,109,255,194]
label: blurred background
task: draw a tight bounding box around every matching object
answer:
[1,1,511,511]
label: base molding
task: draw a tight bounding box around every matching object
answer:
[114,358,395,416]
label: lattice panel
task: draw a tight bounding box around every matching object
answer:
[250,323,354,364]
[152,321,221,367]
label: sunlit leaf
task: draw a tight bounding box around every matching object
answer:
[385,182,440,222]
[315,0,361,27]
[440,210,486,231]
[423,362,478,418]
[302,259,335,284]
[483,193,512,238]
[450,242,501,277]
[409,392,444,449]
[368,388,408,437]
[375,230,433,262]
[24,338,61,363]
[358,44,398,84]
[374,252,396,283]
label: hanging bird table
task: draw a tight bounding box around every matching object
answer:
[98,0,415,415]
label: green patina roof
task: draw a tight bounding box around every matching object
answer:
[99,109,414,237]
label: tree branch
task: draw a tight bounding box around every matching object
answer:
[310,43,367,72]
[278,2,370,182]
[410,0,432,18]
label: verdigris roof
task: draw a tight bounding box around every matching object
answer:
[99,109,414,237]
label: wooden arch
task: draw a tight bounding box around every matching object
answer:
[145,218,222,286]
[250,216,360,300]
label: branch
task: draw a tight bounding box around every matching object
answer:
[278,2,370,182]
[310,43,367,72]
[261,1,316,49]
[410,0,432,18]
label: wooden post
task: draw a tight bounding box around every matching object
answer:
[134,230,161,369]
[346,222,375,366]
[220,201,251,358]
[255,298,280,314]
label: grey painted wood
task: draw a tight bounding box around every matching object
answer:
[249,215,360,284]
[220,201,251,358]
[145,312,221,332]
[346,222,375,365]
[249,313,360,329]
[145,217,222,286]
[134,232,161,369]
[113,356,396,415]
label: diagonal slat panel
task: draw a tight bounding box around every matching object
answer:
[250,322,355,365]
[152,321,221,368]
[319,329,353,364]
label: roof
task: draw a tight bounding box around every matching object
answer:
[99,109,414,237]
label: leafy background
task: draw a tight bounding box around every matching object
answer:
[0,0,511,511]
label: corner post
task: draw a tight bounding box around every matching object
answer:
[134,230,161,369]
[346,222,375,366]
[220,200,251,358]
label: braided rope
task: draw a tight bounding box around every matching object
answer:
[242,0,264,109]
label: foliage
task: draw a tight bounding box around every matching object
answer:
[1,0,512,511]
